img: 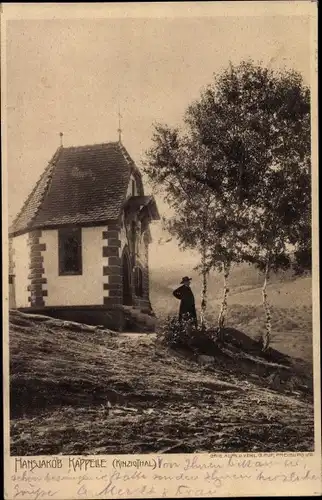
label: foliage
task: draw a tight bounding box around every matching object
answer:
[185,61,310,269]
[157,315,191,348]
[157,314,219,355]
[145,60,311,349]
[144,130,248,273]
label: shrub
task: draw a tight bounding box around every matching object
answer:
[157,315,220,355]
[157,315,191,347]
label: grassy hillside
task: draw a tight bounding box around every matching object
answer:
[9,310,313,456]
[150,264,311,311]
[150,266,312,363]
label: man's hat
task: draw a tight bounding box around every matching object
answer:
[180,276,192,284]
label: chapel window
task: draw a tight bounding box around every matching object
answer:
[58,227,82,275]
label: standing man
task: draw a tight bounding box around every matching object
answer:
[173,276,197,327]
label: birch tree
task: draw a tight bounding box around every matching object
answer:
[144,61,310,346]
[185,62,310,348]
[236,66,311,350]
[144,132,246,332]
[167,193,213,329]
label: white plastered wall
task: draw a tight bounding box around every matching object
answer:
[41,226,107,306]
[126,174,138,198]
[12,233,30,308]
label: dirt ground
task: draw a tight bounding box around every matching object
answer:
[9,311,314,456]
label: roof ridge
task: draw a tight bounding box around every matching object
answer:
[118,142,135,166]
[11,147,62,231]
[118,142,143,181]
[62,141,119,151]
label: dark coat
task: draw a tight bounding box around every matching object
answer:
[173,284,197,322]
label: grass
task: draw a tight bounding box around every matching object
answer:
[9,309,314,456]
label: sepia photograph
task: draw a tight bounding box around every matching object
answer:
[3,2,317,467]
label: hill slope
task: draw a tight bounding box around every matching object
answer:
[150,267,312,363]
[9,310,313,456]
[150,265,311,311]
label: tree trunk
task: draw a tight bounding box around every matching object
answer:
[199,211,210,330]
[262,261,272,351]
[200,245,208,330]
[200,271,208,330]
[218,261,231,333]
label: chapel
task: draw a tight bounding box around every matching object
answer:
[9,139,159,331]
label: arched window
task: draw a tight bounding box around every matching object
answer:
[134,267,143,297]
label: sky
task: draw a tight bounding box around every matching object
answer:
[4,9,312,271]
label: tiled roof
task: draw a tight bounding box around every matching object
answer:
[10,141,144,236]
